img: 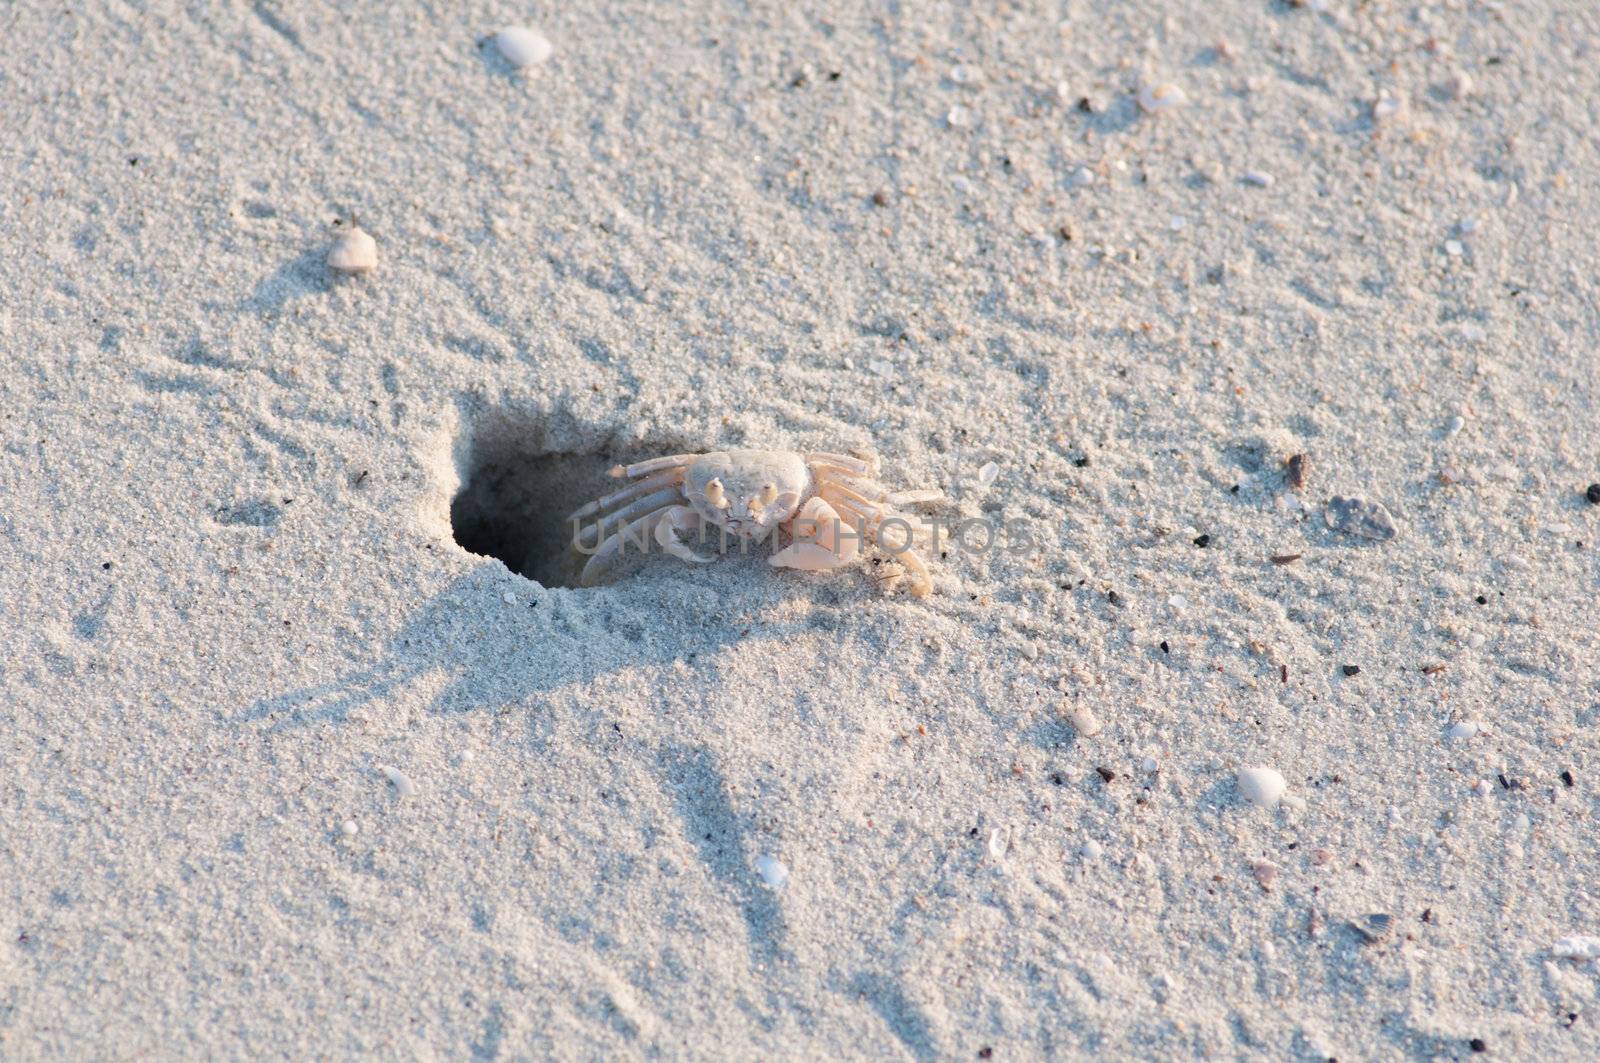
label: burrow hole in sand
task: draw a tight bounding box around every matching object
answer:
[448,407,698,589]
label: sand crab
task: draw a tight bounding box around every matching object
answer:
[570,449,940,595]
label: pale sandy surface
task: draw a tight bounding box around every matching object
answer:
[4,1,1600,1058]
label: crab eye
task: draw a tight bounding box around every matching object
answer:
[759,482,778,505]
[703,479,729,508]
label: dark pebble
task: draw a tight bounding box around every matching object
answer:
[1074,456,1090,468]
[1342,665,1361,677]
[1193,534,1210,547]
[1096,767,1116,783]
[1586,483,1600,505]
[1469,1039,1486,1053]
[1285,453,1308,490]
[1560,769,1575,787]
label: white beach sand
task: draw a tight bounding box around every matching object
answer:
[4,1,1599,1057]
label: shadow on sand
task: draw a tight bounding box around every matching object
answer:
[240,563,803,729]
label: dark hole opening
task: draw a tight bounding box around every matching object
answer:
[449,414,697,588]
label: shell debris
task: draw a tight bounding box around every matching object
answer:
[378,764,417,798]
[327,226,377,274]
[1552,936,1600,961]
[1069,705,1103,737]
[496,26,553,69]
[755,854,789,890]
[1236,766,1287,808]
[1137,83,1188,113]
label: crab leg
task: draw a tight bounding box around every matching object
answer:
[609,454,699,479]
[579,507,672,585]
[574,487,685,549]
[805,452,877,476]
[568,468,684,523]
[815,477,886,514]
[815,468,943,510]
[826,494,934,597]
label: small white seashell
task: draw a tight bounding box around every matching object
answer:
[1069,166,1097,188]
[378,764,416,798]
[1447,721,1480,741]
[1167,594,1189,611]
[1137,82,1188,113]
[327,226,377,274]
[1236,766,1287,808]
[947,104,974,128]
[1373,93,1403,122]
[1552,936,1600,960]
[495,26,553,69]
[1081,839,1103,860]
[340,820,359,837]
[1069,706,1102,737]
[977,461,999,486]
[1445,70,1473,100]
[1445,239,1464,257]
[987,828,1007,859]
[1242,170,1276,187]
[755,854,789,890]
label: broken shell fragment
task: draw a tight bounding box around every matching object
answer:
[327,225,378,274]
[1137,83,1188,113]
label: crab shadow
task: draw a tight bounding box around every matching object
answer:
[240,563,809,730]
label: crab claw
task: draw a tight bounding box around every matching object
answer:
[770,497,859,573]
[655,506,714,563]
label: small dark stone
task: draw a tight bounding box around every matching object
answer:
[1476,595,1487,605]
[101,561,113,570]
[1096,767,1116,783]
[978,1049,994,1060]
[1193,534,1211,547]
[1560,769,1575,787]
[1285,453,1308,490]
[1160,640,1170,653]
[1074,455,1090,467]
[1107,590,1120,605]
[1051,773,1066,786]
[1586,483,1600,505]
[1342,665,1361,677]
[871,189,890,207]
[1469,1038,1486,1053]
